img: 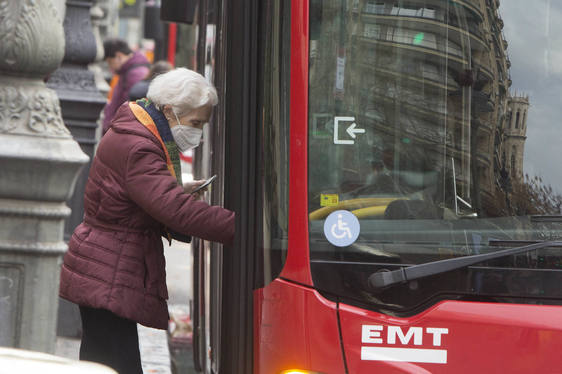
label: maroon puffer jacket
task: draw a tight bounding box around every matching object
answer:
[60,103,234,329]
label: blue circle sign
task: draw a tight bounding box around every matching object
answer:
[323,210,360,247]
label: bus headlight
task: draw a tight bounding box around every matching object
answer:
[279,370,324,374]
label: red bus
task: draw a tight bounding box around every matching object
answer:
[169,0,562,372]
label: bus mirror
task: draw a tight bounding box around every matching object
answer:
[160,0,197,24]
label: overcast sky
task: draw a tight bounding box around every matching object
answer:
[500,0,562,193]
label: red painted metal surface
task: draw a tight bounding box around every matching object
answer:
[339,301,562,373]
[255,1,562,372]
[167,23,177,66]
[279,0,312,285]
[254,279,346,374]
[255,0,562,372]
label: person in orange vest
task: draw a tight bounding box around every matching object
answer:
[102,38,150,135]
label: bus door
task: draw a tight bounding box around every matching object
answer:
[162,0,287,372]
[189,0,277,372]
[188,0,224,372]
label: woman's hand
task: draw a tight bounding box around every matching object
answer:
[183,180,207,199]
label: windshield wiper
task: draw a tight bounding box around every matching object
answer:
[368,240,562,290]
[530,215,562,223]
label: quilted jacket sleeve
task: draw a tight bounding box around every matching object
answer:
[124,141,235,246]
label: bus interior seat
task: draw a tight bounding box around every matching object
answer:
[384,199,443,220]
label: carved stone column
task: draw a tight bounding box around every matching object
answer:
[90,2,110,96]
[0,0,88,353]
[46,0,107,338]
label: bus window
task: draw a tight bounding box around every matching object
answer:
[308,0,562,316]
[261,0,290,284]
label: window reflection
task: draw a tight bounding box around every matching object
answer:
[308,0,562,312]
[309,0,562,222]
[261,0,290,283]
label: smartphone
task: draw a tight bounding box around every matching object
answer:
[192,174,217,193]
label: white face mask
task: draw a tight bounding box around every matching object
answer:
[171,111,203,152]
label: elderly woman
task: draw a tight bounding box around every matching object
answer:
[59,68,234,373]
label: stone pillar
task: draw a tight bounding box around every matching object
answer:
[0,0,89,353]
[46,0,107,338]
[90,2,111,97]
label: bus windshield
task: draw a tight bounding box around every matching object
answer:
[308,0,562,315]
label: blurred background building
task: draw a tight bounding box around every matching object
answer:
[95,0,198,73]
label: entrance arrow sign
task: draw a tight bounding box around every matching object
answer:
[346,122,365,139]
[334,116,365,145]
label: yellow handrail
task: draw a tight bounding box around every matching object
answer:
[309,197,406,220]
[351,205,388,218]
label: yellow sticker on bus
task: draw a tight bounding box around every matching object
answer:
[320,194,339,207]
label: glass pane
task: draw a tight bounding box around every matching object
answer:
[261,0,290,284]
[308,0,562,314]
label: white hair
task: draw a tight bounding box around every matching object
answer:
[147,68,218,115]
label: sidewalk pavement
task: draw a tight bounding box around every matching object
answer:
[55,239,192,373]
[55,324,172,374]
[138,325,172,374]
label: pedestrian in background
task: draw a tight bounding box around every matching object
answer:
[129,60,173,101]
[59,68,235,374]
[102,38,150,135]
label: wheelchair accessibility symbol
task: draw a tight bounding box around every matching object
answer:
[324,210,360,247]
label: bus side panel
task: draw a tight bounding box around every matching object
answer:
[254,279,346,374]
[340,301,562,373]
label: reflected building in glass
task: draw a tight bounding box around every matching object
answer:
[308,0,530,217]
[504,94,529,180]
